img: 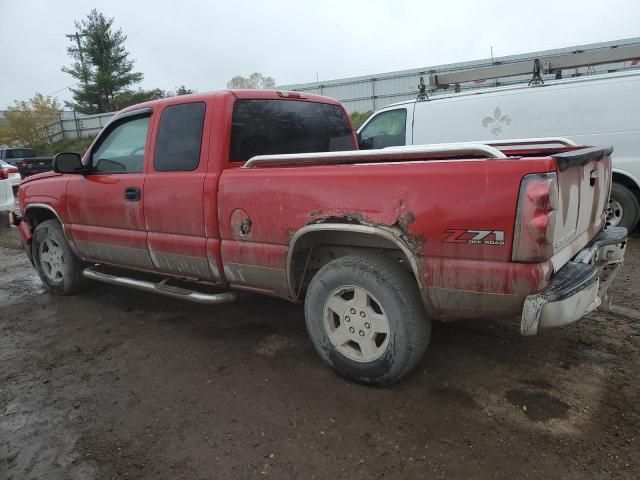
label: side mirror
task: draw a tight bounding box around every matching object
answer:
[52,152,83,174]
[359,136,374,150]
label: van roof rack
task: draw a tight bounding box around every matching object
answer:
[428,41,640,90]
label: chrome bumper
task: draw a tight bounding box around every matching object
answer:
[521,226,627,336]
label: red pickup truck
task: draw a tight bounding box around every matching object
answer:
[14,90,627,385]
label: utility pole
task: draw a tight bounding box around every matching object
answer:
[66,32,89,87]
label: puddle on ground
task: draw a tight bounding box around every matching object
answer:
[505,389,569,421]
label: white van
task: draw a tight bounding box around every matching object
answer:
[357,70,640,231]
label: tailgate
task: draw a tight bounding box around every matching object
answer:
[550,146,613,270]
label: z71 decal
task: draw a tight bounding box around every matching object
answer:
[444,229,506,246]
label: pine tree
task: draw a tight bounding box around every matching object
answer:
[62,10,144,114]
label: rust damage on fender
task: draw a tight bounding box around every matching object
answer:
[305,208,425,252]
[303,208,426,264]
[296,209,428,302]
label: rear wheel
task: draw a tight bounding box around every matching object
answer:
[32,219,87,294]
[304,254,430,386]
[607,183,640,232]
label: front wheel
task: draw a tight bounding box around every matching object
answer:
[304,254,430,386]
[32,219,87,295]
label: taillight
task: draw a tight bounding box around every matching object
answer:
[512,172,558,263]
[0,169,7,180]
[8,167,18,174]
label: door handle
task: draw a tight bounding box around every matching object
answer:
[124,187,141,201]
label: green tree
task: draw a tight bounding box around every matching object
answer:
[62,10,144,114]
[3,93,61,148]
[349,111,373,130]
[174,85,196,96]
[111,88,166,110]
[227,72,276,89]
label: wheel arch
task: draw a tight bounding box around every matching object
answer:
[23,203,80,256]
[23,203,63,229]
[612,169,640,199]
[286,223,423,300]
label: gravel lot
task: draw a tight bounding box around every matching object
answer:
[1,226,639,479]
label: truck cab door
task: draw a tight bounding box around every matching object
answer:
[66,110,154,270]
[143,99,221,281]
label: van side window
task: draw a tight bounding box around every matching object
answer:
[359,109,407,150]
[154,102,206,171]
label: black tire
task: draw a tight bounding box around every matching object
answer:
[609,183,640,232]
[304,254,430,386]
[32,219,87,295]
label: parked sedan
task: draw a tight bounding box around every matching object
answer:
[0,160,21,191]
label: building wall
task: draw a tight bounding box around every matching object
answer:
[49,111,115,142]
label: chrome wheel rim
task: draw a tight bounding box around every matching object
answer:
[39,238,65,282]
[323,285,390,363]
[607,198,623,227]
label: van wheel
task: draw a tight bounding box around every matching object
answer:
[607,183,640,231]
[32,219,87,295]
[304,254,430,386]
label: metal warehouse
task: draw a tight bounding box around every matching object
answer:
[278,37,640,114]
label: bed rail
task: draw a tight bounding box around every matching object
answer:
[242,143,506,168]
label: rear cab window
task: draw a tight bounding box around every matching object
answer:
[230,100,355,162]
[359,108,407,150]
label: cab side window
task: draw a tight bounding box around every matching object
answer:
[92,116,150,173]
[154,102,206,171]
[359,109,407,150]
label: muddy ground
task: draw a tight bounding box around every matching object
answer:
[1,227,639,480]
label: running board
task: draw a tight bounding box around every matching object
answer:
[82,267,238,304]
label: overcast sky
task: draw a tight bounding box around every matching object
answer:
[1,0,639,110]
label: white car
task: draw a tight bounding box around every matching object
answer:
[358,70,640,231]
[0,165,15,213]
[0,159,21,190]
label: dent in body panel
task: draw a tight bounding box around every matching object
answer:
[298,208,552,318]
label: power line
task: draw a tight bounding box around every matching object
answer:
[47,84,79,96]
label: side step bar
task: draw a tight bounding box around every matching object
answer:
[83,267,238,304]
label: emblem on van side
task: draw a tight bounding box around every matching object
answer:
[482,107,511,135]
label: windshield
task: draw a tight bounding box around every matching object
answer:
[6,148,36,159]
[230,99,355,162]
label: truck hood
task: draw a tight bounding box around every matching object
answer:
[20,171,62,185]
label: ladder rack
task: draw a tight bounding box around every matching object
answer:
[428,42,640,90]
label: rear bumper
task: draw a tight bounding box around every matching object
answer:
[521,226,627,335]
